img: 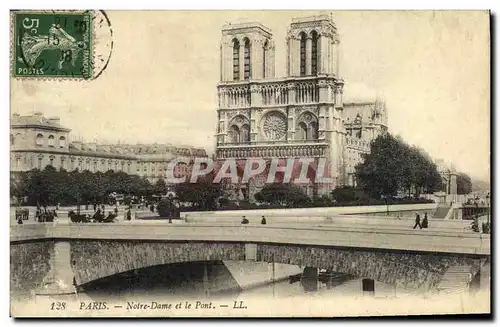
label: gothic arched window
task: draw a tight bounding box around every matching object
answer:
[298,122,307,140]
[308,121,318,140]
[240,124,250,143]
[299,32,307,76]
[263,40,268,78]
[243,38,251,80]
[232,39,240,81]
[311,31,318,75]
[229,125,240,143]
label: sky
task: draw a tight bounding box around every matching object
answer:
[10,10,490,181]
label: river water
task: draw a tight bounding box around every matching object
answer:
[66,261,490,317]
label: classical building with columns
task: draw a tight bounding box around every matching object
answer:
[10,112,207,185]
[214,15,388,198]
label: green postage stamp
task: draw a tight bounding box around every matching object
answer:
[12,10,93,79]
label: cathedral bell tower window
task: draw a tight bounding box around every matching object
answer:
[311,31,318,75]
[243,38,251,80]
[232,39,240,81]
[299,32,307,76]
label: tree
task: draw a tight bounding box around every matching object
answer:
[355,133,442,199]
[254,184,310,207]
[157,196,178,218]
[154,178,167,195]
[175,172,223,210]
[457,173,472,194]
[355,134,407,198]
[11,167,156,206]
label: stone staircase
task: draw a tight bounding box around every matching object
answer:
[436,266,473,295]
[433,204,452,219]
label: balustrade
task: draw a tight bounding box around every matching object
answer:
[295,82,319,104]
[216,141,328,159]
[261,83,289,106]
[218,78,326,109]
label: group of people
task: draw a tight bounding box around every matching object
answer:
[413,212,429,229]
[241,216,267,225]
[16,206,58,224]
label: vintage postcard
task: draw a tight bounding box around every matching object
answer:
[9,10,491,318]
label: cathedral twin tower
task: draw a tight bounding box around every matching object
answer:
[219,15,341,81]
[215,15,347,197]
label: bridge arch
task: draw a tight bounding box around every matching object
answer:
[70,240,483,291]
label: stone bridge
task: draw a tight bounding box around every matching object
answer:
[10,223,490,299]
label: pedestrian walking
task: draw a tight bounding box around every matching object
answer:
[413,212,422,229]
[261,216,267,225]
[422,212,429,229]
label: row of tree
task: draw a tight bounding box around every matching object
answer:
[11,133,474,209]
[10,166,169,206]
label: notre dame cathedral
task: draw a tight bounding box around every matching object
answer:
[214,15,388,199]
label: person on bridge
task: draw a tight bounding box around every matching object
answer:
[413,213,422,229]
[126,209,132,221]
[422,213,429,228]
[261,216,267,225]
[241,216,249,224]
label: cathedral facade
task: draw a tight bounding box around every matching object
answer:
[214,15,388,198]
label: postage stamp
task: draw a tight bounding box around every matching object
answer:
[12,10,93,79]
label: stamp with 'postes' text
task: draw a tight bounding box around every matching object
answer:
[13,10,93,79]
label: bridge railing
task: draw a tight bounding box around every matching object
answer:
[10,223,490,256]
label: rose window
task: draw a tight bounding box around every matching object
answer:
[262,112,287,140]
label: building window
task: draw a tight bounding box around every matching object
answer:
[300,32,307,76]
[94,161,97,172]
[36,134,44,146]
[298,122,307,140]
[241,124,250,143]
[243,38,251,80]
[311,31,318,75]
[229,125,240,143]
[16,157,20,168]
[59,136,66,147]
[38,157,42,169]
[10,134,14,146]
[48,135,55,147]
[128,163,131,173]
[121,162,124,171]
[61,157,65,169]
[232,39,240,81]
[49,157,54,166]
[263,40,268,78]
[308,122,318,140]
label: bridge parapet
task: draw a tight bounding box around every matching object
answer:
[11,223,490,255]
[10,223,490,301]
